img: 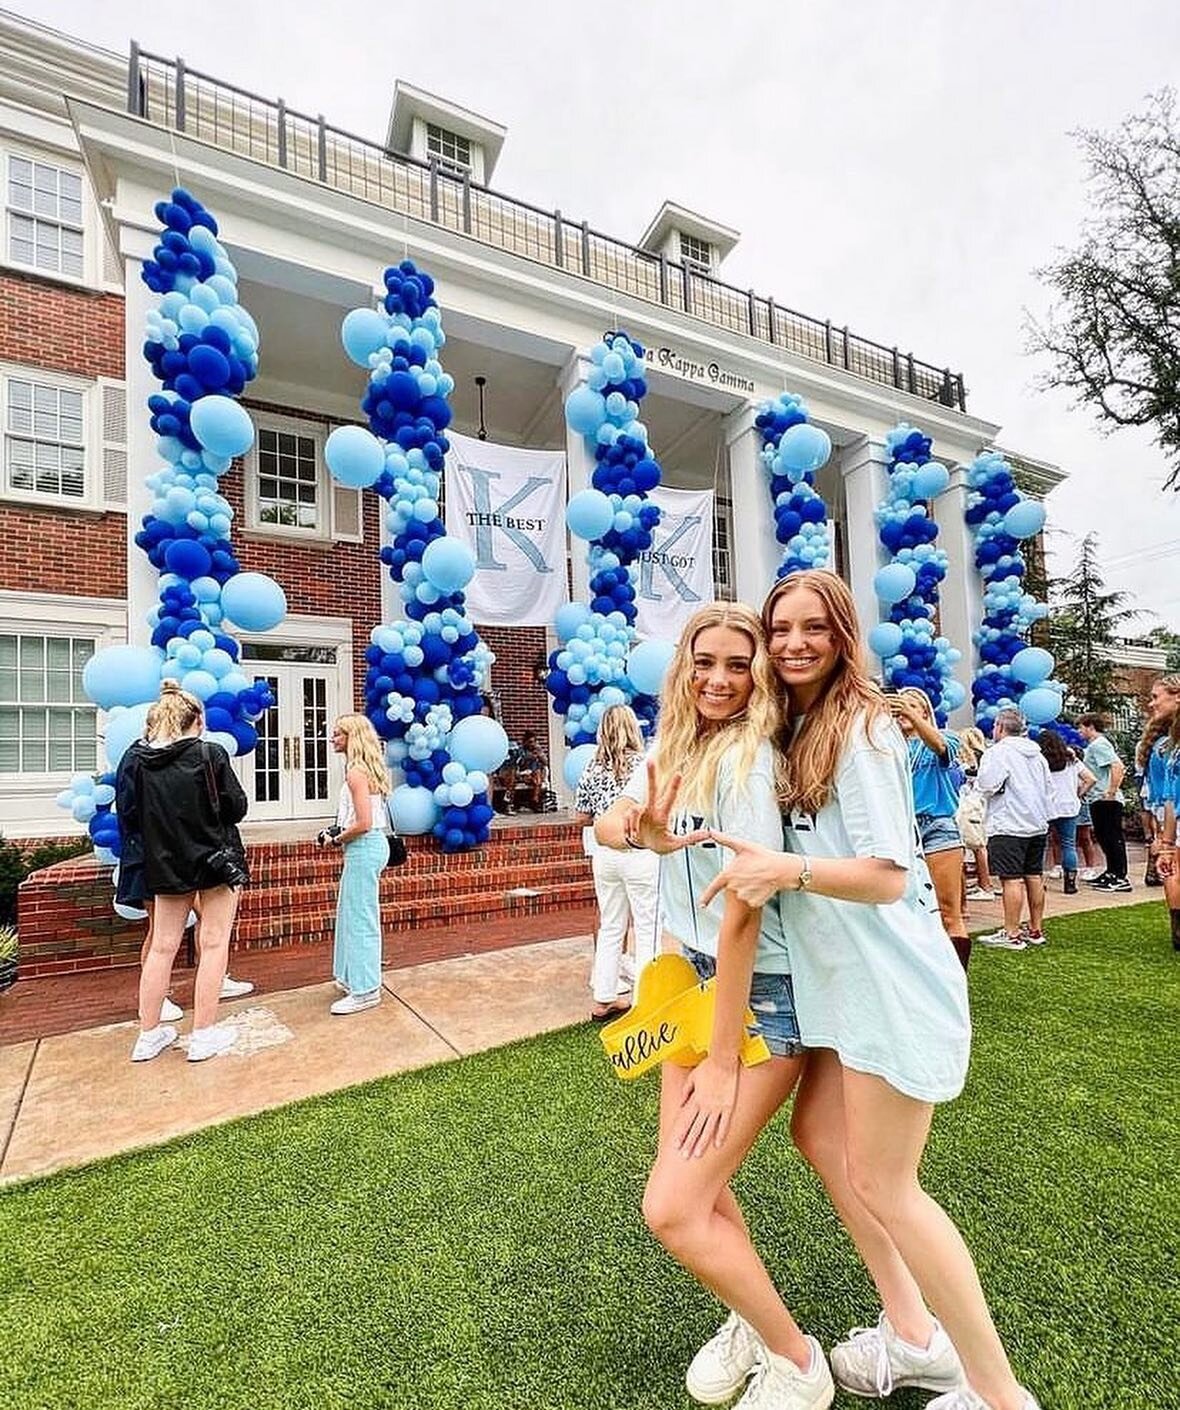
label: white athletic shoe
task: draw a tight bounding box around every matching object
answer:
[964,887,994,903]
[131,1024,177,1062]
[1044,865,1063,880]
[830,1313,965,1397]
[975,929,1027,950]
[160,997,184,1023]
[926,1389,1041,1410]
[734,1339,834,1410]
[187,1024,235,1062]
[686,1312,763,1403]
[330,990,381,1016]
[219,975,255,1000]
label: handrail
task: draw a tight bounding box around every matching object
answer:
[127,46,967,413]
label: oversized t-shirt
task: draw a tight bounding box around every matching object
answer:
[624,740,790,974]
[1082,734,1119,802]
[908,730,960,818]
[780,711,971,1103]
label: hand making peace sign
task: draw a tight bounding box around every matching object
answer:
[622,759,710,855]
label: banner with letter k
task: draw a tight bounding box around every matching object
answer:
[633,484,716,641]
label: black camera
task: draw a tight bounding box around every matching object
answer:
[316,825,344,847]
[205,845,250,889]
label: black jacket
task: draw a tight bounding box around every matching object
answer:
[122,737,248,895]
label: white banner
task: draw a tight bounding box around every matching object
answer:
[445,430,568,627]
[633,485,716,641]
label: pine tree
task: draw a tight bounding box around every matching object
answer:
[1048,533,1142,713]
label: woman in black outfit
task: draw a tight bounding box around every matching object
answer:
[122,681,248,1063]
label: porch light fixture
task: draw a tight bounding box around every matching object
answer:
[532,649,549,687]
[475,375,488,441]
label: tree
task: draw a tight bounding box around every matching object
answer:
[1027,88,1180,488]
[1144,624,1180,671]
[1047,532,1143,713]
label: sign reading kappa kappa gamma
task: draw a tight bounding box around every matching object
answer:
[633,485,716,641]
[445,430,568,627]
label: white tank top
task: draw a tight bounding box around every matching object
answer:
[336,778,388,833]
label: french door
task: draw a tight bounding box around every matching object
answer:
[241,662,341,821]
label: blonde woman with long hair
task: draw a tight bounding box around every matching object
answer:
[1142,675,1180,947]
[572,704,659,1020]
[702,571,1039,1410]
[597,603,836,1410]
[322,713,392,1015]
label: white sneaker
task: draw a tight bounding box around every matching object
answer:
[926,1390,1041,1410]
[975,929,1027,950]
[734,1338,834,1410]
[160,997,184,1023]
[1079,867,1103,881]
[1044,865,1062,880]
[219,975,255,1000]
[830,1313,965,1397]
[187,1024,235,1062]
[330,990,381,1015]
[964,887,994,903]
[131,1024,177,1062]
[687,1312,763,1403]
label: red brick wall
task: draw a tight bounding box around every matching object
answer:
[480,624,552,765]
[0,503,126,596]
[0,271,125,379]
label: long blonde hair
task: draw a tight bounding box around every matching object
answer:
[957,726,987,772]
[594,704,645,783]
[763,570,890,817]
[145,680,203,743]
[652,602,781,813]
[336,713,392,796]
[897,686,936,725]
[1148,673,1180,762]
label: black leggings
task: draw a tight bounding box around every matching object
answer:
[1090,798,1127,879]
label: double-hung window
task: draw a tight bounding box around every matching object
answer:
[426,123,471,173]
[3,372,86,503]
[246,413,363,543]
[6,153,84,280]
[0,632,96,775]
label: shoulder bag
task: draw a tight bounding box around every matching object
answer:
[201,743,251,888]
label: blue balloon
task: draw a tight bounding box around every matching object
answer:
[868,621,905,658]
[220,571,287,632]
[912,461,950,499]
[341,308,388,367]
[448,715,510,773]
[1003,500,1046,540]
[943,679,967,710]
[164,538,212,580]
[104,702,152,769]
[188,395,254,458]
[421,537,476,593]
[874,563,917,604]
[566,488,614,541]
[1020,686,1062,725]
[325,424,384,488]
[626,638,676,696]
[389,784,439,835]
[563,742,596,791]
[554,602,592,642]
[82,645,163,709]
[1010,647,1054,686]
[565,386,606,436]
[777,422,832,474]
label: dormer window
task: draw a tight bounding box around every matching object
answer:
[679,232,713,272]
[426,123,471,173]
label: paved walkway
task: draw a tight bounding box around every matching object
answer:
[0,850,1160,1186]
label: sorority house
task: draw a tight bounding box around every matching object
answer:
[1,8,1063,853]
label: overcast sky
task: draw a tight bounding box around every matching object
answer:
[21,0,1180,628]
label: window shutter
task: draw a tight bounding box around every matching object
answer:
[98,379,127,509]
[331,483,363,542]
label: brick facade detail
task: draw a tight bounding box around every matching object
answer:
[479,624,552,765]
[0,270,125,380]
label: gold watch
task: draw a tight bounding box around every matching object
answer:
[796,855,813,891]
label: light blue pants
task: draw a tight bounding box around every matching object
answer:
[332,830,386,996]
[1049,815,1079,872]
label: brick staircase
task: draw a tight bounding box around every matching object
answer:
[16,820,595,978]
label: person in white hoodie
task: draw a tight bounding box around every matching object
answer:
[974,708,1053,950]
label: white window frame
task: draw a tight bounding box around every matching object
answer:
[678,231,713,272]
[426,122,472,173]
[0,362,104,511]
[244,411,364,545]
[1,143,94,289]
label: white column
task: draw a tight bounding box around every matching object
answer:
[934,463,982,726]
[839,436,891,635]
[724,403,780,610]
[122,256,161,648]
[558,354,594,603]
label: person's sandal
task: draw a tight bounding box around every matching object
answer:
[590,1001,629,1023]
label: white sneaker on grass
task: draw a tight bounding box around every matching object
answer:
[330,990,380,1016]
[734,1338,834,1410]
[976,929,1027,950]
[687,1311,763,1403]
[926,1389,1041,1410]
[830,1312,965,1397]
[219,975,254,1000]
[160,997,183,1023]
[187,1024,235,1062]
[131,1024,177,1062]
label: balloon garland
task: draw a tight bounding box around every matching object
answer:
[964,450,1062,726]
[326,261,500,853]
[556,331,669,784]
[57,187,284,875]
[868,424,962,722]
[755,392,833,578]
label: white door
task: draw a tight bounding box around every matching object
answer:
[241,661,341,821]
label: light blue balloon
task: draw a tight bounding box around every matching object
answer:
[341,308,388,367]
[1003,500,1046,540]
[1010,647,1054,686]
[189,396,254,458]
[1020,686,1062,725]
[182,669,219,701]
[220,572,287,632]
[448,715,510,773]
[205,730,238,756]
[626,638,676,696]
[421,537,476,593]
[565,386,606,436]
[389,784,440,835]
[874,563,917,604]
[104,702,152,769]
[82,645,163,709]
[554,602,592,642]
[325,424,384,488]
[566,489,614,541]
[563,743,597,791]
[777,422,832,474]
[868,621,904,658]
[943,679,967,709]
[912,461,950,499]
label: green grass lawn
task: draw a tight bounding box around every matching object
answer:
[1,904,1177,1410]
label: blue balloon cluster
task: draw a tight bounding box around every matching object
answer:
[870,424,961,721]
[555,332,670,752]
[331,262,500,852]
[964,450,1059,725]
[54,772,120,865]
[755,393,833,577]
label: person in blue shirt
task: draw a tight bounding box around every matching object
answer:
[1142,674,1180,948]
[891,688,969,969]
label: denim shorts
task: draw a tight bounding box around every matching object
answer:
[685,948,804,1058]
[917,812,962,855]
[1077,800,1092,827]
